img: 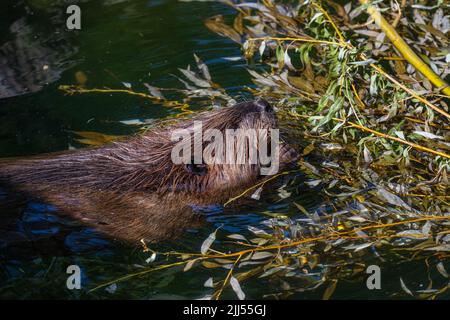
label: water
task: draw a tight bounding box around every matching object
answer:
[0,0,446,300]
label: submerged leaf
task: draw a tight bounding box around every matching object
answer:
[105,283,117,294]
[436,262,449,278]
[201,230,217,255]
[73,131,123,146]
[377,187,411,210]
[343,242,373,252]
[230,276,245,300]
[251,252,274,260]
[227,234,247,241]
[184,259,198,272]
[400,278,414,296]
[204,277,214,288]
[143,83,164,99]
[178,67,211,88]
[194,54,212,81]
[322,280,338,300]
[145,252,157,264]
[204,15,241,43]
[396,230,428,240]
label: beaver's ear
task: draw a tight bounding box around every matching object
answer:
[185,163,208,176]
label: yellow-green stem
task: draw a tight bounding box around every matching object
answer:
[359,0,450,97]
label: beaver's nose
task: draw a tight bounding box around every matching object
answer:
[254,98,273,113]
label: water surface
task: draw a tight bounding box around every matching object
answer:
[0,0,445,300]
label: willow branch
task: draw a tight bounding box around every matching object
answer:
[359,0,450,97]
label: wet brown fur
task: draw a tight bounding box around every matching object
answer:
[0,100,297,243]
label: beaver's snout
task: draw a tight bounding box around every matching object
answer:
[234,98,273,114]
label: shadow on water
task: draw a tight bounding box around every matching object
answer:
[0,0,325,299]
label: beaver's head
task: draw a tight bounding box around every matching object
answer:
[123,98,298,198]
[0,99,298,206]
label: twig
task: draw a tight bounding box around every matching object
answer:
[313,2,347,45]
[344,119,450,160]
[59,85,163,101]
[248,36,344,47]
[88,215,450,293]
[351,83,366,109]
[214,254,243,300]
[392,0,406,27]
[89,260,190,293]
[223,171,292,206]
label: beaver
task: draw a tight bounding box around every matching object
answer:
[0,99,298,243]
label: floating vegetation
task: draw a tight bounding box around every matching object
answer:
[60,0,449,299]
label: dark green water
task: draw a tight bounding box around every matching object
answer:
[0,0,446,300]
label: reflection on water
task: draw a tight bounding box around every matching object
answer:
[0,1,78,99]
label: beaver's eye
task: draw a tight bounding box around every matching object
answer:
[254,98,273,113]
[185,163,208,176]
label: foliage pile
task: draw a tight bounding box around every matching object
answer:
[62,0,450,299]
